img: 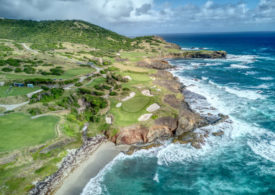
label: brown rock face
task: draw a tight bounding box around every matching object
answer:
[154,71,183,93]
[164,94,181,109]
[115,121,177,145]
[176,102,207,136]
[154,117,178,132]
[115,126,148,145]
[147,125,172,142]
[137,59,172,70]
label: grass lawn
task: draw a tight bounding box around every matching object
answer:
[62,67,95,78]
[0,86,40,98]
[122,96,150,113]
[120,51,154,62]
[0,113,59,152]
[110,93,154,127]
[118,71,153,87]
[86,77,106,87]
[0,67,94,81]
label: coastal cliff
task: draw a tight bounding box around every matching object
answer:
[111,52,226,147]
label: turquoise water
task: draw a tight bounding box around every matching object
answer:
[82,33,275,195]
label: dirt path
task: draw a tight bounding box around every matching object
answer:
[0,101,29,111]
[22,43,38,54]
[27,89,43,98]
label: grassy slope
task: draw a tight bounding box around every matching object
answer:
[0,86,40,98]
[0,19,132,51]
[0,113,59,152]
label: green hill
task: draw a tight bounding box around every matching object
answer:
[0,19,134,51]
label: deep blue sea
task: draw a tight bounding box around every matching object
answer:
[82,32,275,195]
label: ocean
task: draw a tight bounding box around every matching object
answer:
[82,32,275,195]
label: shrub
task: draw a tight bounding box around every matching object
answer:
[6,58,21,67]
[14,67,22,72]
[0,60,6,66]
[2,67,13,72]
[24,78,54,85]
[109,91,117,96]
[41,85,49,91]
[23,67,36,74]
[64,78,78,85]
[92,90,104,96]
[28,108,42,116]
[75,82,83,87]
[122,87,130,91]
[50,67,64,75]
[77,88,92,94]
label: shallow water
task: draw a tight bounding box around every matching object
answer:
[82,32,275,195]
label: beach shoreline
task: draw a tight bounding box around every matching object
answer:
[53,141,129,195]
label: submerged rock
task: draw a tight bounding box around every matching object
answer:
[212,131,224,136]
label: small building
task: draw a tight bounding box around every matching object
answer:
[27,84,34,88]
[14,83,24,87]
[0,82,4,87]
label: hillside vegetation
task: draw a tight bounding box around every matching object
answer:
[0,19,135,51]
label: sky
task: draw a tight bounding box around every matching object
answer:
[0,0,275,35]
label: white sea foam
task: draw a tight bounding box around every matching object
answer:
[258,76,274,81]
[153,172,159,183]
[224,86,265,100]
[247,131,275,163]
[170,71,275,163]
[252,84,270,89]
[226,54,256,64]
[181,47,209,50]
[201,76,208,80]
[230,64,250,69]
[81,146,164,195]
[245,71,258,75]
[205,62,222,66]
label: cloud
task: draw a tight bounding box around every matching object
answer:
[0,0,274,34]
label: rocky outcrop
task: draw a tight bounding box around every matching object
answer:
[115,125,148,145]
[153,70,183,93]
[212,131,224,136]
[176,102,207,136]
[166,50,227,59]
[147,125,171,142]
[164,94,181,108]
[115,118,178,145]
[137,59,172,70]
[154,117,178,132]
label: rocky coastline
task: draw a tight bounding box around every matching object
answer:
[29,48,227,195]
[112,56,228,150]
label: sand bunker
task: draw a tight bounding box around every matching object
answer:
[122,92,136,102]
[138,113,153,121]
[142,89,153,97]
[105,116,112,124]
[116,102,122,108]
[146,103,160,112]
[124,76,132,81]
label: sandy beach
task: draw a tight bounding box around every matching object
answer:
[54,141,129,195]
